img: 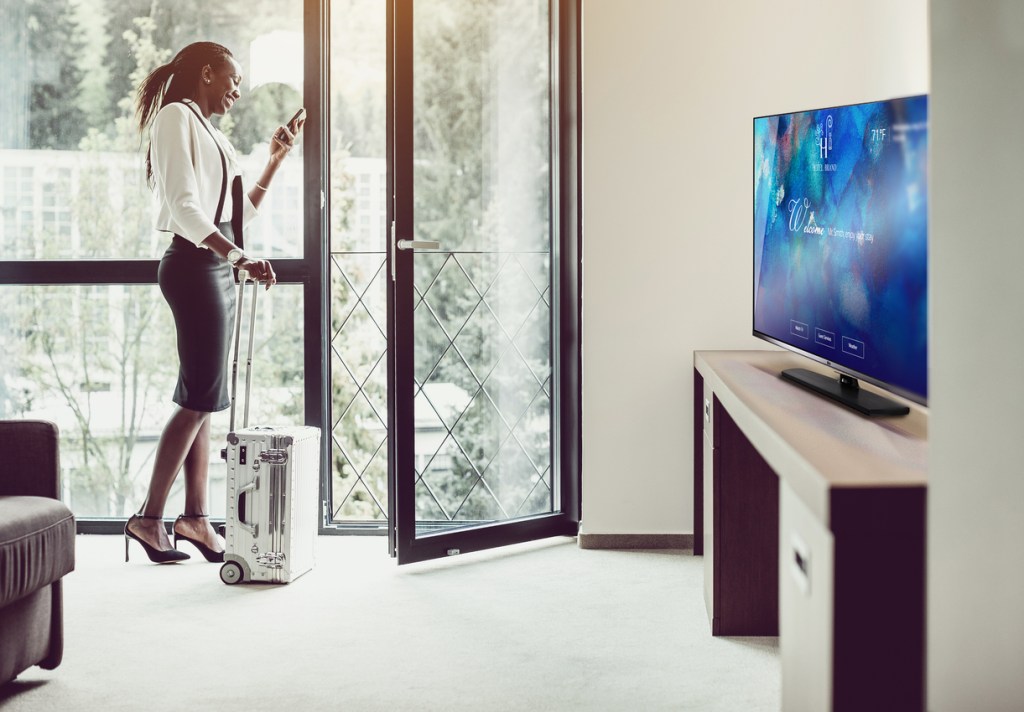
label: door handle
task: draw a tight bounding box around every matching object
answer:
[391,220,442,281]
[397,239,440,250]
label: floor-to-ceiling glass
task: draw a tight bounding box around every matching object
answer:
[409,0,554,533]
[327,1,390,527]
[390,0,578,563]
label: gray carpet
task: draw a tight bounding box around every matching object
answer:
[2,535,780,711]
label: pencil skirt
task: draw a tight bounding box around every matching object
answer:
[157,227,236,413]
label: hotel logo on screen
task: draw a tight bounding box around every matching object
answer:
[817,115,833,159]
[814,115,836,172]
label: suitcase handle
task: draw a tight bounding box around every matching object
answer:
[229,271,259,433]
[236,475,260,538]
[269,468,277,538]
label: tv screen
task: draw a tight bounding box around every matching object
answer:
[753,95,928,407]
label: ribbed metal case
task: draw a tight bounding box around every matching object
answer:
[221,425,320,585]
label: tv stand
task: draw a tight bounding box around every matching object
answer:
[780,367,910,416]
[694,351,927,711]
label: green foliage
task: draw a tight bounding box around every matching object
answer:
[102,0,241,122]
[101,0,300,137]
[23,0,87,149]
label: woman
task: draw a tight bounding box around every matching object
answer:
[125,41,304,563]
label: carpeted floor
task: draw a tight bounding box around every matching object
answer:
[1,535,780,711]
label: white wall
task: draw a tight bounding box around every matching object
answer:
[929,2,1024,708]
[581,0,929,534]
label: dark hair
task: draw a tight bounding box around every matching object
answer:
[136,42,234,183]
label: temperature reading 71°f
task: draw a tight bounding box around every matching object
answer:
[871,127,887,142]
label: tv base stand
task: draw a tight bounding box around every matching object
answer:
[780,367,910,416]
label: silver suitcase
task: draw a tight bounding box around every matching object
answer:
[219,274,320,585]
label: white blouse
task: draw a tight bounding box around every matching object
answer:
[150,99,258,246]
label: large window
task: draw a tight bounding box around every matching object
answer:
[0,0,309,520]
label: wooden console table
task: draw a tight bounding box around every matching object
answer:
[694,350,926,712]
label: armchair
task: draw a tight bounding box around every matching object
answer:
[0,420,76,686]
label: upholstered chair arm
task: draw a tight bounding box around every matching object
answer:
[0,420,61,499]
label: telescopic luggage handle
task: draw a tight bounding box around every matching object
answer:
[229,270,259,433]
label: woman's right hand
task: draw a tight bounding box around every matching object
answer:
[238,257,277,290]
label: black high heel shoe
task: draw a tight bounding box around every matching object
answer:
[173,514,225,563]
[124,514,190,563]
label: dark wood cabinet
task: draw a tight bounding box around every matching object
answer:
[707,396,779,636]
[694,351,926,711]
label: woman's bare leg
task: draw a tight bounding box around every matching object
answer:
[183,415,211,514]
[128,406,209,551]
[174,416,224,552]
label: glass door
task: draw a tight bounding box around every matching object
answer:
[388,0,578,564]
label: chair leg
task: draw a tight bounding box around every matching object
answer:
[38,581,64,670]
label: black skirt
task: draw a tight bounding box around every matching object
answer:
[157,225,236,413]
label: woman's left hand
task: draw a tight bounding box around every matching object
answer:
[269,117,304,163]
[238,257,277,290]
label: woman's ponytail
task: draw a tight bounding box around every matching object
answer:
[136,61,175,135]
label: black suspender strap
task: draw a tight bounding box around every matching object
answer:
[180,100,229,226]
[231,175,244,251]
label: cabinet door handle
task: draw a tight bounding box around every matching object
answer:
[794,549,808,574]
[790,532,811,596]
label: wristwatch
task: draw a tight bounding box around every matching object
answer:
[226,248,245,266]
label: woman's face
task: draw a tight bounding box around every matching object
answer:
[205,56,243,115]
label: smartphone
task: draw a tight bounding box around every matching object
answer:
[276,108,306,144]
[286,107,306,131]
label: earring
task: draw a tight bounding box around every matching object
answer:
[204,79,211,85]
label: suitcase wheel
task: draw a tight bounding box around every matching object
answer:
[220,560,244,585]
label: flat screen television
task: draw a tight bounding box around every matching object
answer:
[753,95,928,415]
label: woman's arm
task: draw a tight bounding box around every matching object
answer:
[246,115,305,209]
[203,113,304,287]
[200,231,277,289]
